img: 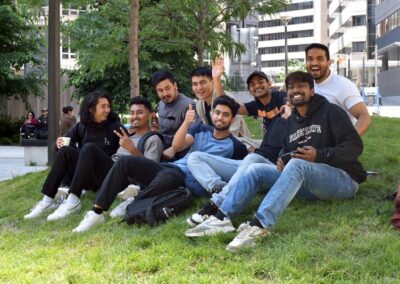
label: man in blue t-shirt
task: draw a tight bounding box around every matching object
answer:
[213,58,286,132]
[72,95,248,233]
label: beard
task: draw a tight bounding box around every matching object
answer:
[213,123,230,131]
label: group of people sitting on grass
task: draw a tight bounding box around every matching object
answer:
[25,43,378,251]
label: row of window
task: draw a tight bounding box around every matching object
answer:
[261,59,304,68]
[376,8,400,38]
[352,15,366,26]
[259,30,314,41]
[259,16,313,28]
[279,1,313,12]
[259,44,310,55]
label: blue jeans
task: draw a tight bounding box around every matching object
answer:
[187,152,272,205]
[220,158,359,229]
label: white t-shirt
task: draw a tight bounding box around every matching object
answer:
[314,71,364,125]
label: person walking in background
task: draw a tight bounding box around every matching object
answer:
[60,105,77,136]
[24,90,123,220]
[20,111,38,139]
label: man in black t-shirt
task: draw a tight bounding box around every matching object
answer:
[213,58,286,132]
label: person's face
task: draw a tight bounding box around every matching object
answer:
[248,76,271,99]
[92,97,111,123]
[191,76,214,101]
[211,104,234,131]
[42,109,48,117]
[27,113,33,119]
[129,104,150,129]
[155,79,178,104]
[287,80,314,107]
[306,48,331,83]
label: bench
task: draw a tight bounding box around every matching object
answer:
[21,139,48,166]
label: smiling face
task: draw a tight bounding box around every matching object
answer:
[129,104,151,130]
[306,48,331,83]
[248,76,271,99]
[211,104,234,131]
[155,79,178,104]
[92,97,111,123]
[287,80,314,107]
[191,75,214,103]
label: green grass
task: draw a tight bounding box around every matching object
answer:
[1,117,400,283]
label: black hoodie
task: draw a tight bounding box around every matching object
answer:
[282,94,367,184]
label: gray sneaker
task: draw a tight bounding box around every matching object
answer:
[184,216,235,237]
[226,222,270,251]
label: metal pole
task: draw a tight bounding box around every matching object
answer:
[347,53,351,79]
[48,0,60,165]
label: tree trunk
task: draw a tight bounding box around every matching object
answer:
[129,0,140,97]
[197,1,206,67]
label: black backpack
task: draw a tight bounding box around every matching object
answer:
[136,131,165,154]
[124,187,194,226]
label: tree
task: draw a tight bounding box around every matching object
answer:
[0,0,45,107]
[276,59,306,83]
[129,0,139,97]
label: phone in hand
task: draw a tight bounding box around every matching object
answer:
[280,151,298,164]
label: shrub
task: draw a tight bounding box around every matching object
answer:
[0,115,24,145]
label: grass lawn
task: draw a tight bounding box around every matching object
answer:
[1,117,400,283]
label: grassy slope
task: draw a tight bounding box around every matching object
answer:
[0,117,399,283]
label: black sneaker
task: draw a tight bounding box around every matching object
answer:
[186,201,218,227]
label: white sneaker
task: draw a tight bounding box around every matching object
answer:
[72,211,105,233]
[118,184,140,200]
[47,200,81,221]
[184,216,235,237]
[24,201,54,219]
[226,222,270,251]
[109,197,134,218]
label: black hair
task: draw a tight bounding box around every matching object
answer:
[285,71,314,90]
[130,96,152,112]
[190,67,212,80]
[151,70,176,87]
[79,90,119,124]
[305,43,330,60]
[27,111,35,118]
[212,95,240,117]
[62,105,73,114]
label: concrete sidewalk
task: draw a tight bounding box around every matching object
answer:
[0,146,47,182]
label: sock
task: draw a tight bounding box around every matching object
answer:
[92,206,103,215]
[42,195,54,205]
[249,217,263,228]
[214,209,227,221]
[66,193,80,206]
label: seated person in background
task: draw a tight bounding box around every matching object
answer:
[24,96,164,221]
[36,107,49,139]
[24,91,123,220]
[151,70,199,161]
[60,105,77,136]
[185,71,367,252]
[212,58,287,133]
[191,66,251,139]
[72,95,248,233]
[20,111,38,139]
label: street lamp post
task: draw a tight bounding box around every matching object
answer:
[280,15,292,76]
[250,36,259,70]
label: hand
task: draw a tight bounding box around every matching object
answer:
[114,127,135,152]
[280,102,293,120]
[56,137,64,149]
[184,104,196,126]
[277,157,285,172]
[151,112,159,132]
[212,57,224,79]
[162,146,176,161]
[292,146,317,162]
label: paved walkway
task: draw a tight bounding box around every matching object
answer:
[0,146,47,182]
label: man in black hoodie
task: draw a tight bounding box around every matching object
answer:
[185,71,367,252]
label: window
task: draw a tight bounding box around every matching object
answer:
[259,30,313,41]
[259,16,313,28]
[352,42,365,52]
[352,15,366,26]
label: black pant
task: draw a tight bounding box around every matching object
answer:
[41,143,113,198]
[95,155,185,211]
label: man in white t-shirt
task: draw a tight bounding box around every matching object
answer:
[305,43,371,136]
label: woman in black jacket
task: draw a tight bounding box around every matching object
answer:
[24,90,122,220]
